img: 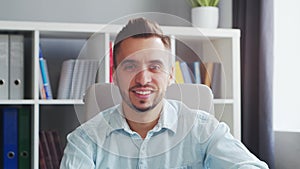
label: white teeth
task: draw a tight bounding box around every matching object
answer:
[135,91,151,95]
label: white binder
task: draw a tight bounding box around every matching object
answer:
[57,59,75,99]
[9,35,24,99]
[0,34,9,99]
[70,60,84,99]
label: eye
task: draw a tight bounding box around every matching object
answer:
[149,64,162,72]
[122,63,137,72]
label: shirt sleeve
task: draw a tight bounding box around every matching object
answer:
[203,122,269,169]
[60,128,96,169]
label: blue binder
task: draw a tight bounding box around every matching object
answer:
[3,107,18,169]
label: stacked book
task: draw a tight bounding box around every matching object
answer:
[57,59,99,99]
[39,130,63,169]
[175,61,222,98]
[0,107,31,169]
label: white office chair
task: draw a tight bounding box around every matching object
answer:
[83,83,214,121]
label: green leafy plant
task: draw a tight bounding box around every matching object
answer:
[188,0,220,7]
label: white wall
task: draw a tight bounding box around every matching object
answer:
[0,0,190,24]
[274,1,300,169]
[273,0,300,132]
[0,0,231,27]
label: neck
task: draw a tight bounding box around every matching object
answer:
[122,101,163,139]
[126,117,159,139]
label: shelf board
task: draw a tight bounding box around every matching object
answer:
[0,99,35,105]
[0,21,240,39]
[38,99,84,105]
[213,99,234,104]
[163,26,240,39]
[0,99,234,105]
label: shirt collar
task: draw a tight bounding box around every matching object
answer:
[156,99,178,134]
[106,99,179,136]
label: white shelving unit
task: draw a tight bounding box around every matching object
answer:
[0,21,241,169]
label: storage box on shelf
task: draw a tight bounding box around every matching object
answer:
[0,21,240,169]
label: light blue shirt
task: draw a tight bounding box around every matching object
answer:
[60,99,269,169]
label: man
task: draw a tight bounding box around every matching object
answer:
[60,18,269,168]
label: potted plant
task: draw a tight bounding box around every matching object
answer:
[188,0,220,28]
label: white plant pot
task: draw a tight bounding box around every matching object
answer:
[191,7,219,28]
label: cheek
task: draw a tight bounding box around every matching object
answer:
[154,74,171,86]
[116,73,135,90]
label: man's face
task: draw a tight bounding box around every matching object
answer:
[114,37,173,112]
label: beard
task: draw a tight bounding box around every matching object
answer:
[119,87,165,113]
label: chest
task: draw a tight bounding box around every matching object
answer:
[94,133,205,169]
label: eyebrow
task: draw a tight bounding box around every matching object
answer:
[148,59,165,65]
[120,59,165,65]
[120,59,138,66]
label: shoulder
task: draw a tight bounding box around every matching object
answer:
[165,99,220,142]
[165,99,215,122]
[67,105,120,145]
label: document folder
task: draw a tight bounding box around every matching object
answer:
[3,107,18,169]
[18,107,31,169]
[0,34,9,99]
[9,35,24,99]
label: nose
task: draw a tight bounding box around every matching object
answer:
[135,69,152,85]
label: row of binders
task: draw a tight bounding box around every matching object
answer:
[0,34,24,100]
[0,107,31,169]
[175,61,222,98]
[39,130,63,169]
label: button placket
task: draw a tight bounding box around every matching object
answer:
[138,139,149,169]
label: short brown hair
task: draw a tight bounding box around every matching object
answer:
[113,17,170,69]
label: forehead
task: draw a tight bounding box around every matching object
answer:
[117,37,169,63]
[121,49,170,63]
[120,56,167,68]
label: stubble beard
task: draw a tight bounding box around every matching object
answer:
[120,90,164,113]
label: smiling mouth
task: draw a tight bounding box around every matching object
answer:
[134,90,152,95]
[130,87,156,98]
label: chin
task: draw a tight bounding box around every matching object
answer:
[132,104,153,113]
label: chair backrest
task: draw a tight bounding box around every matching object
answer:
[83,83,214,121]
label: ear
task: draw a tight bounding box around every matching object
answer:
[112,69,118,85]
[168,66,175,86]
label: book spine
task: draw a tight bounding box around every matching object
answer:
[109,41,114,83]
[18,107,31,169]
[51,131,63,162]
[9,35,24,99]
[85,60,98,95]
[180,61,193,84]
[57,59,75,99]
[39,47,53,99]
[39,140,47,169]
[39,69,46,99]
[79,60,89,99]
[211,62,222,98]
[45,131,60,169]
[175,61,184,84]
[3,107,18,169]
[39,131,54,169]
[193,62,201,84]
[202,62,214,87]
[0,34,9,99]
